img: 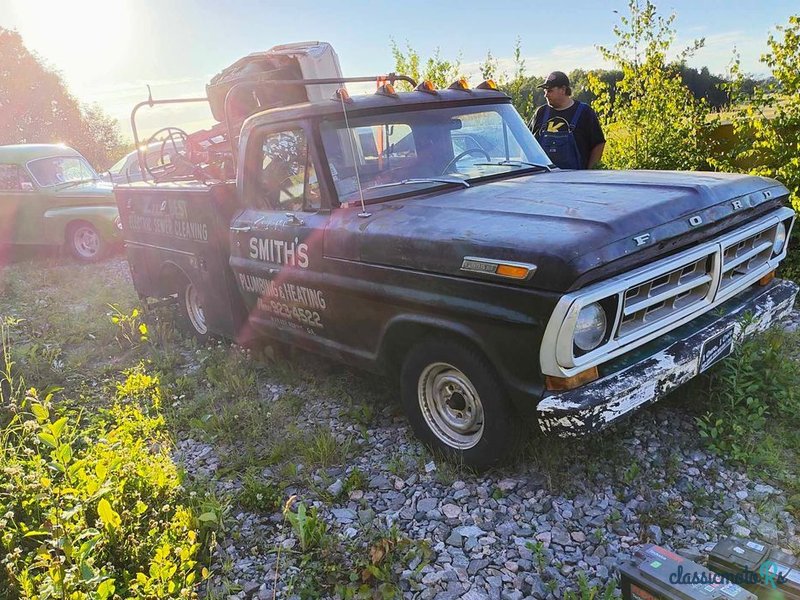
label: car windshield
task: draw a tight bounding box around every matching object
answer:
[27,155,98,187]
[320,102,552,204]
[108,155,128,175]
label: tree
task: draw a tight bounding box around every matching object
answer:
[723,16,800,207]
[588,0,716,170]
[390,40,462,90]
[0,28,126,169]
[715,15,800,280]
[479,39,540,123]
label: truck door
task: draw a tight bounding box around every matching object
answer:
[229,123,332,345]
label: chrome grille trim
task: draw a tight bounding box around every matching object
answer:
[540,207,796,378]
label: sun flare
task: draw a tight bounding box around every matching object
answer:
[9,0,133,87]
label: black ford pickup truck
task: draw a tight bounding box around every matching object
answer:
[116,76,797,468]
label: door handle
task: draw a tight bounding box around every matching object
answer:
[230,225,251,233]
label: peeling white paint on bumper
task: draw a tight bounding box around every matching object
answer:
[537,278,799,437]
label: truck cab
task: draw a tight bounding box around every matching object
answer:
[115,49,797,469]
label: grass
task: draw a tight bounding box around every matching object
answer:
[694,326,800,517]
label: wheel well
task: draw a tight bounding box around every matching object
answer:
[157,262,190,296]
[379,320,488,376]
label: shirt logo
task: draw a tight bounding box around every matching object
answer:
[545,117,570,132]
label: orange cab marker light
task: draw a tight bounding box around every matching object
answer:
[375,83,398,98]
[476,79,498,90]
[415,80,438,95]
[448,78,470,91]
[545,367,599,392]
[759,270,776,286]
[495,264,529,279]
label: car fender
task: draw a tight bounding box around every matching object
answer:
[43,206,121,242]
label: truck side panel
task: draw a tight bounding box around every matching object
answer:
[115,182,249,340]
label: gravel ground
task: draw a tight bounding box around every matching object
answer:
[169,308,800,600]
[87,257,800,599]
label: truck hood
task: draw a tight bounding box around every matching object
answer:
[324,169,789,292]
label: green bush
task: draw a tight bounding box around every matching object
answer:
[0,366,210,598]
[589,0,716,171]
[697,326,800,489]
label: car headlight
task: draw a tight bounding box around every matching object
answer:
[773,222,787,255]
[574,302,607,351]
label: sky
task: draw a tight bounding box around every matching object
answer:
[2,0,798,140]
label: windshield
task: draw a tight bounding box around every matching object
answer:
[320,102,552,204]
[108,155,128,175]
[27,155,98,187]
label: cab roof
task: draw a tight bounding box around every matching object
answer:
[242,88,512,132]
[0,144,82,163]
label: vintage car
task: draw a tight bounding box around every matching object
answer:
[0,144,121,261]
[103,140,187,185]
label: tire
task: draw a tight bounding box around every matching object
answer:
[67,222,106,262]
[178,281,211,342]
[400,337,523,470]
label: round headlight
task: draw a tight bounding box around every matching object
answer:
[773,222,787,255]
[574,303,608,351]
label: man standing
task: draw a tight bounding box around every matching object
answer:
[530,71,605,169]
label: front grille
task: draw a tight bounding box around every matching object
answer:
[719,223,779,294]
[618,255,714,338]
[612,214,787,346]
[544,206,795,378]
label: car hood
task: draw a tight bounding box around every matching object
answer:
[324,169,789,292]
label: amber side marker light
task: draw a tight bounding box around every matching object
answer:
[476,79,498,90]
[495,264,529,279]
[545,367,599,392]
[759,270,776,286]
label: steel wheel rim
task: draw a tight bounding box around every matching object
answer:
[185,283,207,335]
[73,226,99,258]
[417,362,484,449]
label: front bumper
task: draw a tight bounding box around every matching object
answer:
[537,278,799,436]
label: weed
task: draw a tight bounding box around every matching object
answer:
[284,500,328,553]
[344,467,367,495]
[237,472,283,514]
[302,427,352,469]
[108,303,149,348]
[526,540,548,572]
[622,461,641,485]
[564,572,617,600]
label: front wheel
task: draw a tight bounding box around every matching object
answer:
[68,222,106,262]
[401,338,522,470]
[178,282,210,342]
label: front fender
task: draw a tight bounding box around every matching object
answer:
[43,206,121,243]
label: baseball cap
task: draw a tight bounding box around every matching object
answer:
[537,71,570,89]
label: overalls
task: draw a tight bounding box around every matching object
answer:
[536,102,586,170]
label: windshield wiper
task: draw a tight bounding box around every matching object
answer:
[474,160,553,172]
[364,177,470,192]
